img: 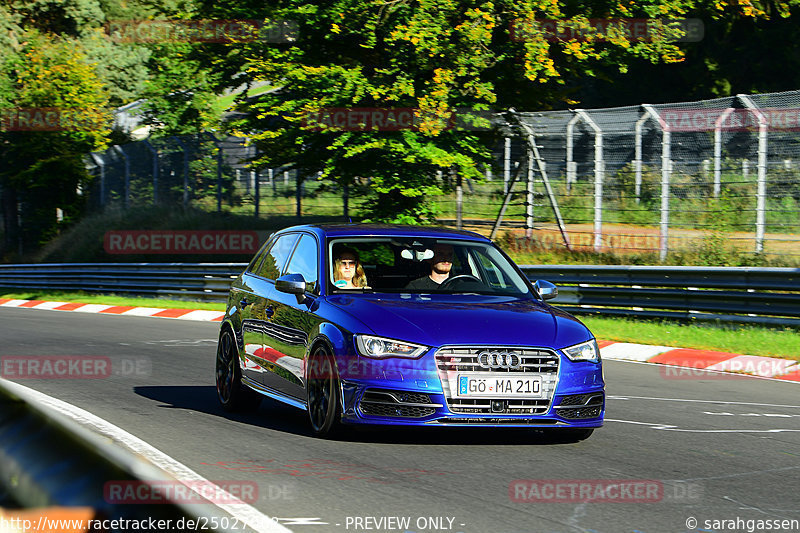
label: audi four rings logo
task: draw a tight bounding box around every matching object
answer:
[478,351,522,369]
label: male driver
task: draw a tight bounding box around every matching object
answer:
[405,243,454,290]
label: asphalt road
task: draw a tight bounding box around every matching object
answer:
[2,307,800,533]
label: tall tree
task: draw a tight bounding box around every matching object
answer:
[211,0,774,222]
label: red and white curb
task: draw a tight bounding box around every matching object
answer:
[599,340,800,382]
[0,298,224,322]
[2,298,797,382]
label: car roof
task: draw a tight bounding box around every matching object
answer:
[278,223,491,242]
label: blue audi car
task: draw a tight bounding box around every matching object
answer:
[215,224,604,440]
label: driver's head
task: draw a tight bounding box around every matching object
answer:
[431,243,454,275]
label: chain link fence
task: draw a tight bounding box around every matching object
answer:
[76,89,800,263]
[481,90,800,263]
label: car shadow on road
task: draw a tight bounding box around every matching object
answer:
[133,385,595,446]
[133,385,311,435]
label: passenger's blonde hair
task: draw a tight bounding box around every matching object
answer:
[334,248,368,288]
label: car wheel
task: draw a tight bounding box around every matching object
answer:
[306,345,342,438]
[215,327,261,412]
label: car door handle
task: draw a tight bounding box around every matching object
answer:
[265,306,275,318]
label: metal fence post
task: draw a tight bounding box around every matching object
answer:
[503,137,511,194]
[574,110,604,252]
[566,114,579,193]
[713,108,734,198]
[90,153,106,207]
[634,114,647,204]
[143,140,159,205]
[296,173,302,218]
[642,105,671,261]
[343,181,349,220]
[526,144,534,238]
[113,146,130,209]
[739,94,768,254]
[173,137,190,209]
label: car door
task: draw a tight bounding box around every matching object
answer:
[244,232,300,387]
[261,232,321,400]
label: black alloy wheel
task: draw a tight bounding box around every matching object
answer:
[306,345,342,438]
[215,327,261,412]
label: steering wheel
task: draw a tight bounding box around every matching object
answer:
[439,274,484,290]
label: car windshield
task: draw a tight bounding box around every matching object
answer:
[327,237,532,296]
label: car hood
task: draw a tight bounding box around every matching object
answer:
[326,293,591,349]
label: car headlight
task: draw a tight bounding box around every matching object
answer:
[355,335,428,359]
[563,339,601,362]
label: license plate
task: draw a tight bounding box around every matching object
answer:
[457,373,543,398]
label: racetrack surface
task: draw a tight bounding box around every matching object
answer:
[2,307,800,533]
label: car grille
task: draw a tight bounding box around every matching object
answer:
[434,346,559,415]
[358,389,439,418]
[555,393,604,419]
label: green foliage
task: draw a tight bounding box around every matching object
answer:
[216,0,721,222]
[0,29,111,255]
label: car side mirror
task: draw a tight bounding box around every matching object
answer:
[276,273,307,304]
[533,280,558,300]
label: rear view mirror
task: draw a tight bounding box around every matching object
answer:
[400,248,434,261]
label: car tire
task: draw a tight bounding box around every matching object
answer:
[306,345,342,438]
[215,327,262,412]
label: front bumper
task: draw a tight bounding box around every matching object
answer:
[339,380,605,428]
[336,345,604,428]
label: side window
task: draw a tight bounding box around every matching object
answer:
[284,234,319,293]
[255,233,299,280]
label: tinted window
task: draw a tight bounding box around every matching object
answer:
[284,234,319,293]
[255,233,299,280]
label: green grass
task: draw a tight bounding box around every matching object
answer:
[2,289,797,359]
[582,316,799,360]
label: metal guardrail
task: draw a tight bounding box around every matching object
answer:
[0,263,244,301]
[521,265,800,326]
[0,379,227,531]
[0,263,798,326]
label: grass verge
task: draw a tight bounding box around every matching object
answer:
[582,316,799,360]
[2,289,797,360]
